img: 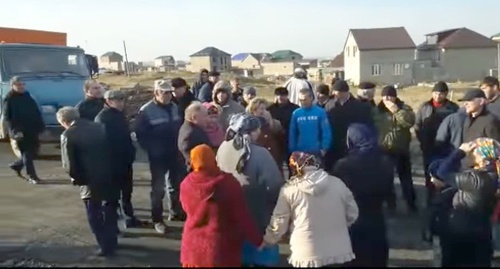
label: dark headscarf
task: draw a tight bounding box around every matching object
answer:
[346,123,379,155]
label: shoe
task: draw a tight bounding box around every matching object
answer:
[168,215,186,222]
[9,164,22,177]
[154,222,167,234]
[28,177,41,185]
[95,249,115,257]
[125,217,143,228]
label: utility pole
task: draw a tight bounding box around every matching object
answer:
[123,40,130,77]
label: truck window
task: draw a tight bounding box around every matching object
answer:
[3,49,90,78]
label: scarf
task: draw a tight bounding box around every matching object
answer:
[289,151,320,177]
[472,138,500,180]
[190,144,221,176]
[225,113,261,173]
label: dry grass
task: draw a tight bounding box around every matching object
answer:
[98,72,481,109]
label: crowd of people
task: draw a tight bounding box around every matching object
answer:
[4,67,500,267]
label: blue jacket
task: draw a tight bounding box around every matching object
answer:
[134,100,181,159]
[289,106,332,154]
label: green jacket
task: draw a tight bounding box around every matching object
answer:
[376,100,416,153]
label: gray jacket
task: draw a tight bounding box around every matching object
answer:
[216,141,283,233]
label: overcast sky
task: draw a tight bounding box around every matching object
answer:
[1,0,499,62]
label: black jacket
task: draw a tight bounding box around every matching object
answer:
[95,106,136,177]
[75,97,105,121]
[415,99,459,153]
[177,120,212,166]
[324,96,374,165]
[462,108,500,143]
[3,90,44,139]
[61,119,117,200]
[173,91,197,121]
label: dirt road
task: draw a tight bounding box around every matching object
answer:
[0,142,488,267]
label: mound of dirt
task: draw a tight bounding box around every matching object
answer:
[119,84,154,125]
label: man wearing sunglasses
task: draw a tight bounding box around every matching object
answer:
[135,80,184,233]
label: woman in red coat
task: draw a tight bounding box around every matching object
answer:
[180,144,264,267]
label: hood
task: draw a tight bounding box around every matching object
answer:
[22,78,86,125]
[346,123,379,155]
[212,85,231,104]
[185,172,226,199]
[294,167,331,196]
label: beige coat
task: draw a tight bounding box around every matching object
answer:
[264,167,358,267]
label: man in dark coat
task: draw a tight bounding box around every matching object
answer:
[135,80,183,232]
[58,106,119,257]
[178,103,212,168]
[197,71,220,102]
[480,76,500,119]
[95,90,141,229]
[190,69,208,99]
[324,80,374,169]
[460,89,500,143]
[171,77,197,121]
[3,76,44,184]
[414,81,459,206]
[75,79,105,121]
[267,87,299,175]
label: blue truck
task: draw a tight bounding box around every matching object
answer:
[0,43,98,143]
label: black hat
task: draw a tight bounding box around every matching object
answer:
[200,68,209,73]
[458,88,486,101]
[381,85,397,97]
[274,87,288,96]
[171,77,187,88]
[433,81,449,93]
[332,80,349,92]
[358,81,376,90]
[209,71,220,77]
[316,84,330,95]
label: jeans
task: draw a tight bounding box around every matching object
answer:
[84,198,119,253]
[149,158,184,223]
[117,166,136,225]
[10,138,37,177]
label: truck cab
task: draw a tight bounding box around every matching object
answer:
[0,43,97,142]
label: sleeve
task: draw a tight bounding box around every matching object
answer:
[258,150,284,206]
[264,187,291,244]
[320,110,332,151]
[223,178,263,247]
[134,110,150,150]
[485,118,500,142]
[393,106,416,128]
[341,180,359,226]
[288,111,298,153]
[197,84,211,102]
[434,149,466,187]
[435,114,452,144]
[61,133,83,184]
[414,104,424,142]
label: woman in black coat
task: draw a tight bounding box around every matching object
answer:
[332,123,394,267]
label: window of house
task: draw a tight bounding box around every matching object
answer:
[353,46,357,57]
[212,58,216,63]
[220,58,223,65]
[346,46,350,57]
[393,63,403,76]
[371,64,381,76]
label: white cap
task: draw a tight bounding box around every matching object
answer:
[154,79,173,92]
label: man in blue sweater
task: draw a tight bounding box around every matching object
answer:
[289,88,332,161]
